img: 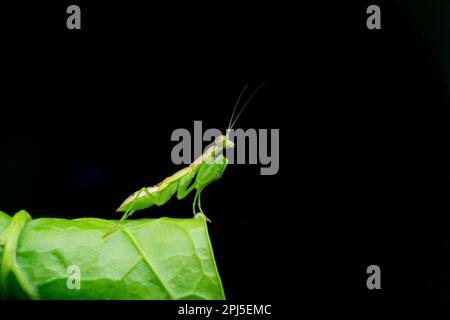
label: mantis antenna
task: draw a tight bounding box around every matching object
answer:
[227,84,249,132]
[227,82,265,133]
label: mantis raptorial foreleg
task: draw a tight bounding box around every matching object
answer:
[176,168,199,200]
[177,183,196,200]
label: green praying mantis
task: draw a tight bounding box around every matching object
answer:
[104,84,263,236]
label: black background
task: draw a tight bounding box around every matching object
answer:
[2,0,450,314]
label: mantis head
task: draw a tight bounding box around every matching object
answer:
[215,134,235,149]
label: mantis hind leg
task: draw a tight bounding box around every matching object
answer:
[103,187,146,238]
[121,187,150,220]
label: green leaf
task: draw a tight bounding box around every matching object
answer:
[0,211,12,272]
[0,211,225,300]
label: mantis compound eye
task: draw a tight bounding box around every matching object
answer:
[214,135,225,145]
[225,138,235,148]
